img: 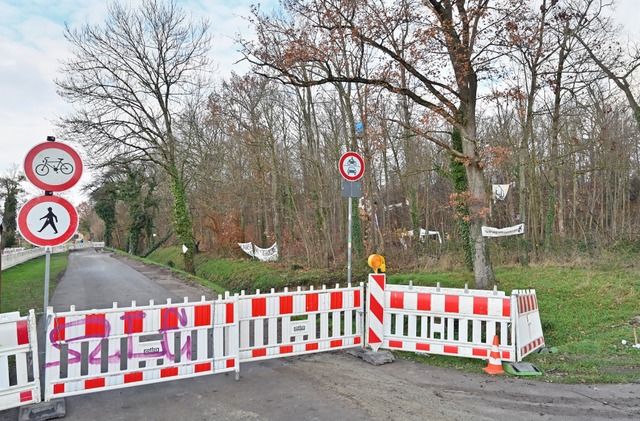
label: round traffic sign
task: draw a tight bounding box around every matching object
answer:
[339,152,365,181]
[17,196,79,247]
[24,142,83,191]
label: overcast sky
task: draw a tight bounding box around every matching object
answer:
[1,0,639,205]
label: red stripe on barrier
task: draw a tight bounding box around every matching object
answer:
[124,311,144,334]
[388,340,403,348]
[416,343,430,351]
[252,348,267,358]
[226,303,234,324]
[417,293,431,311]
[124,372,143,383]
[226,359,235,368]
[195,362,212,373]
[445,295,459,313]
[372,274,385,290]
[85,378,106,389]
[161,308,178,330]
[306,343,319,351]
[369,296,384,323]
[16,320,29,345]
[52,317,66,341]
[473,297,488,315]
[368,328,382,344]
[161,367,179,378]
[19,391,32,402]
[330,339,343,348]
[354,290,361,307]
[85,314,106,338]
[390,291,404,309]
[280,345,293,354]
[53,384,65,394]
[280,296,293,314]
[501,351,511,360]
[252,298,267,317]
[331,292,343,310]
[502,298,511,317]
[306,294,319,312]
[354,337,361,345]
[444,345,458,354]
[194,305,211,327]
[473,348,488,357]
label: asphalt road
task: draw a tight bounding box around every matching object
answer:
[2,249,639,420]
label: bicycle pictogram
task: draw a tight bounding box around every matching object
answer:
[35,157,74,176]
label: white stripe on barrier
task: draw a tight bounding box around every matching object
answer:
[0,310,41,411]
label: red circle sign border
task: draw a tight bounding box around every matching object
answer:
[339,151,365,181]
[24,142,83,192]
[18,195,79,247]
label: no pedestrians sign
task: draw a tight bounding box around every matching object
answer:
[17,195,79,247]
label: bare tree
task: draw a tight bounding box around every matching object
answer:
[240,0,535,287]
[56,0,210,273]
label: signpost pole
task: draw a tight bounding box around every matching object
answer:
[43,247,51,315]
[339,151,364,286]
[348,197,352,285]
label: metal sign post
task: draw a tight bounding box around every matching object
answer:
[20,136,83,401]
[339,153,364,285]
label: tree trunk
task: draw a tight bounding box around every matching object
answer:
[168,167,196,274]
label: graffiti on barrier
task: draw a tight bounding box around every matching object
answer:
[46,307,195,368]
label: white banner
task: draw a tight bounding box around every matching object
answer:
[238,242,255,257]
[254,243,278,262]
[482,224,524,237]
[492,184,511,201]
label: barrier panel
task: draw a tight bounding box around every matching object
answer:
[513,289,545,361]
[238,284,363,362]
[44,296,238,401]
[377,278,517,362]
[0,310,41,411]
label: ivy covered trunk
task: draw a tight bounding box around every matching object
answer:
[169,168,196,275]
[450,129,473,271]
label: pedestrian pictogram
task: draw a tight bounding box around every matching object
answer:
[24,142,83,192]
[38,207,59,234]
[17,196,79,247]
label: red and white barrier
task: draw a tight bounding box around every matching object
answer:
[513,289,545,360]
[44,296,238,400]
[237,284,363,362]
[366,274,385,351]
[379,282,516,361]
[0,310,41,411]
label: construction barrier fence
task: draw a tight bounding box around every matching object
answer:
[2,277,544,411]
[0,310,41,411]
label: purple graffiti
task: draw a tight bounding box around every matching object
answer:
[46,310,193,368]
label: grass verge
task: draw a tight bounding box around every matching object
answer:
[1,252,69,315]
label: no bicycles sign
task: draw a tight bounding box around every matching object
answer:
[24,141,83,191]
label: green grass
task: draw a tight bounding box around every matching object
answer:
[1,253,69,315]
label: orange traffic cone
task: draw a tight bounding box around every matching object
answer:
[483,335,505,375]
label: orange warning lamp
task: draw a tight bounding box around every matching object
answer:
[368,254,386,273]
